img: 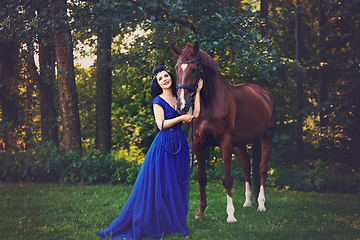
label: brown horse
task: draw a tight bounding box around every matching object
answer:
[170,41,276,223]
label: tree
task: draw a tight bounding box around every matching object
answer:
[260,0,269,36]
[39,43,59,145]
[35,0,59,146]
[89,0,116,153]
[71,0,144,152]
[0,41,20,150]
[318,0,328,161]
[96,25,112,153]
[317,0,360,167]
[50,0,82,152]
[27,40,59,146]
[295,0,304,162]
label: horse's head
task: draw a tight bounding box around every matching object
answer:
[170,41,202,115]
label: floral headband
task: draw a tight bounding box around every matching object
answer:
[152,67,171,81]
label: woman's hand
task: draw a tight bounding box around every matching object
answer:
[192,79,203,118]
[181,114,194,123]
[197,79,203,93]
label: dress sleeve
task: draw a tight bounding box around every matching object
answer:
[152,96,163,109]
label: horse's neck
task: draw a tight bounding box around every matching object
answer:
[202,72,229,106]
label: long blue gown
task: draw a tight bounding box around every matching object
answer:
[96,96,190,239]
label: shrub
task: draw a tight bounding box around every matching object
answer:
[267,160,360,193]
[59,148,142,184]
[0,141,62,182]
[0,143,143,185]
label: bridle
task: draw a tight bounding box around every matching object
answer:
[176,54,203,100]
[175,54,203,185]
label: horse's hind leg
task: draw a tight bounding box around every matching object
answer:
[235,146,252,207]
[257,131,274,212]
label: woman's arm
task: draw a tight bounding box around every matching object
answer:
[153,104,193,130]
[193,79,203,118]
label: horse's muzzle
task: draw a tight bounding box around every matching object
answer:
[176,96,191,115]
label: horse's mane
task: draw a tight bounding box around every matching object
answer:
[181,45,219,76]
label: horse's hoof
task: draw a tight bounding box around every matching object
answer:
[195,215,205,220]
[257,206,266,212]
[242,202,252,208]
[226,219,238,224]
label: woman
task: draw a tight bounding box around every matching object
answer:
[96,65,203,239]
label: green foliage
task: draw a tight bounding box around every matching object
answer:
[0,141,64,183]
[110,60,155,152]
[112,146,143,184]
[270,132,297,168]
[75,66,97,149]
[268,160,360,193]
[267,0,360,169]
[195,6,282,83]
[0,143,142,185]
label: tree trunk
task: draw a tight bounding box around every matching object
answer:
[295,0,304,163]
[31,1,59,146]
[23,73,34,149]
[96,26,112,153]
[0,41,19,150]
[260,0,269,36]
[50,0,82,152]
[318,0,328,160]
[39,42,59,146]
[27,42,59,146]
[318,0,328,161]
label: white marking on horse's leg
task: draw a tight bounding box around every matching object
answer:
[181,63,188,71]
[243,181,252,207]
[226,194,237,223]
[257,185,266,211]
[179,89,186,111]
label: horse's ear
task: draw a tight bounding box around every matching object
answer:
[170,44,182,56]
[193,41,200,54]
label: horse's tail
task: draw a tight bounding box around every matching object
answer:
[252,139,262,202]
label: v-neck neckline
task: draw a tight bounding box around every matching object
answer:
[158,96,177,111]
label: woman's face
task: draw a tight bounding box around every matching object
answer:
[156,71,172,90]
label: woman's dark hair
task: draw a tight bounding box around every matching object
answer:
[151,65,177,99]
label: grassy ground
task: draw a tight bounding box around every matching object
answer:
[1,181,359,240]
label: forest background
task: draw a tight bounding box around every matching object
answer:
[0,0,359,193]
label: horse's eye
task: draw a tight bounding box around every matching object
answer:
[191,69,197,75]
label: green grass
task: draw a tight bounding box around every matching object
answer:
[1,181,359,239]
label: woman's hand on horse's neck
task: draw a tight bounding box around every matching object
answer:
[193,79,203,118]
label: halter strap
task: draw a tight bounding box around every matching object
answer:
[176,55,202,97]
[177,57,199,64]
[176,84,196,93]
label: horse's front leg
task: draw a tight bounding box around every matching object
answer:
[221,140,237,223]
[195,143,207,219]
[235,146,252,207]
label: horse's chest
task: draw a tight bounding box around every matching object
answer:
[194,120,217,146]
[195,118,231,145]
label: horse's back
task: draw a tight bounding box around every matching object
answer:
[232,83,274,110]
[235,83,273,98]
[229,83,276,143]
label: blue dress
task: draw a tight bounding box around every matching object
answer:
[96,96,190,239]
